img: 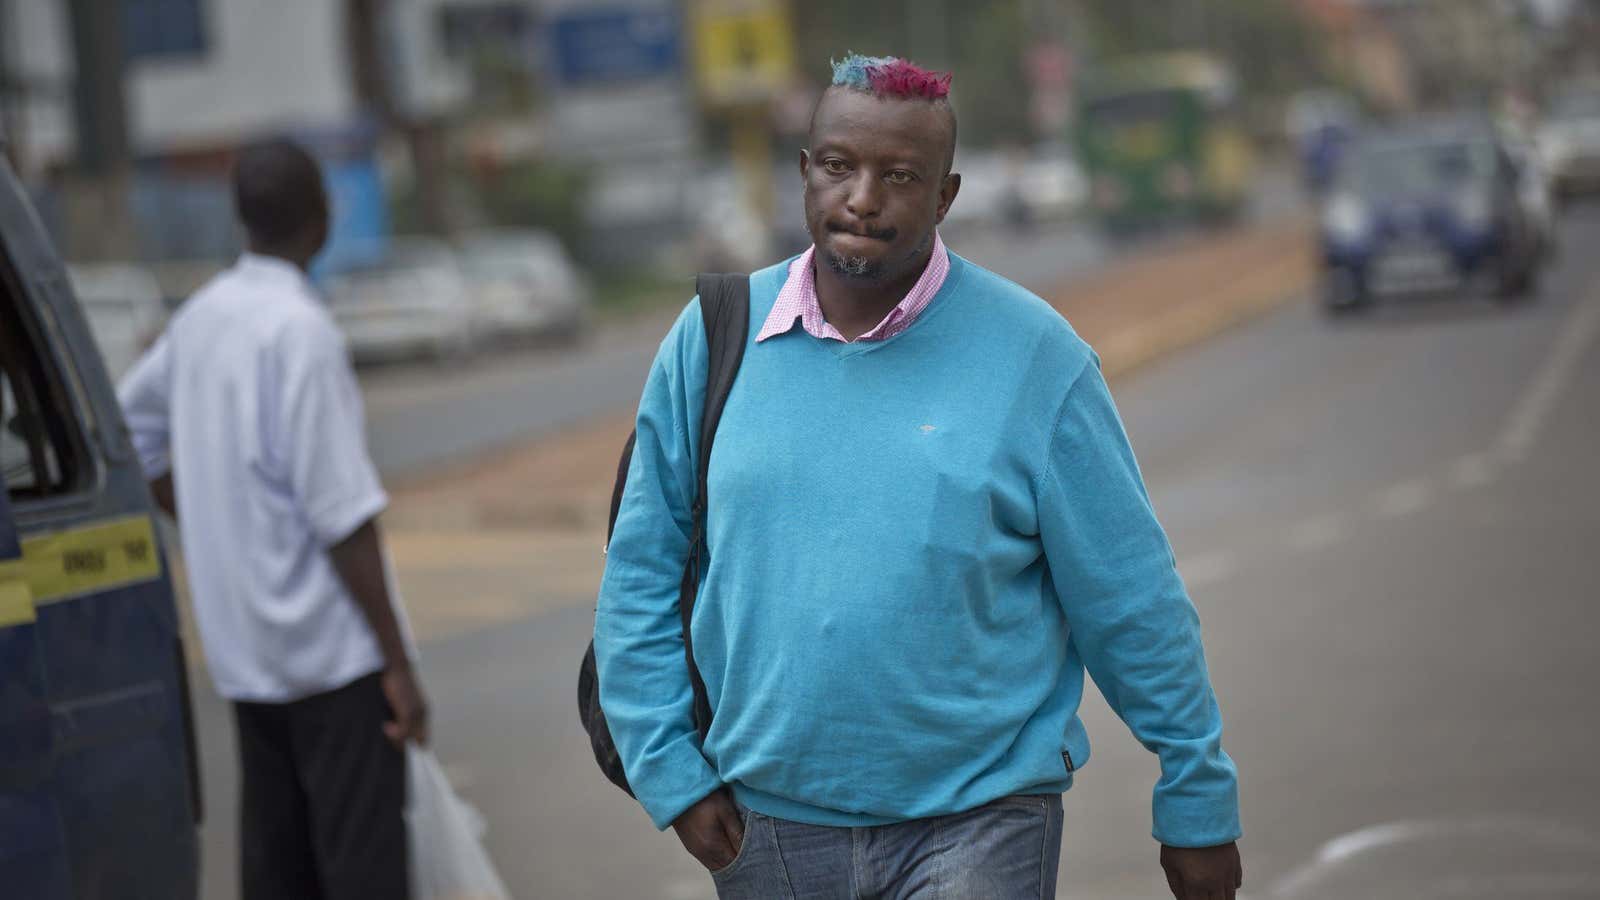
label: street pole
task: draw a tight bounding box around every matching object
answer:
[345,0,450,235]
[65,0,134,259]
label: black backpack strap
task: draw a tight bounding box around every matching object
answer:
[679,273,749,735]
[693,273,750,520]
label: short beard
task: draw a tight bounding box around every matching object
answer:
[822,228,933,284]
[825,251,879,280]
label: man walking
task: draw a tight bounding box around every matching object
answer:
[119,139,426,900]
[595,55,1242,899]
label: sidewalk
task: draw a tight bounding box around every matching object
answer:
[377,220,1313,642]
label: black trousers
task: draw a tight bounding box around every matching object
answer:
[233,672,409,900]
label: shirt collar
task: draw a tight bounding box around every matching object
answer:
[235,252,312,289]
[756,232,949,344]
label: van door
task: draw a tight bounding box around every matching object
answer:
[0,155,199,899]
[0,471,72,899]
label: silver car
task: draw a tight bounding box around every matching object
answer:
[325,237,478,365]
[459,230,589,345]
[67,262,168,382]
[1538,85,1600,197]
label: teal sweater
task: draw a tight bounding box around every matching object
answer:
[594,253,1240,847]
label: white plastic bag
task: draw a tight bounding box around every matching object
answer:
[407,746,513,900]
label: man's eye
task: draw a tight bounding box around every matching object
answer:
[822,159,849,173]
[886,171,914,185]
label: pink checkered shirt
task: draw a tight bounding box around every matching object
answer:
[755,233,950,344]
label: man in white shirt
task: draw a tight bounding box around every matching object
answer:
[119,139,426,900]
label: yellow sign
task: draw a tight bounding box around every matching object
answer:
[0,515,162,623]
[0,579,34,627]
[689,0,796,107]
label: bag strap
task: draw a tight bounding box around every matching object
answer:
[679,273,749,735]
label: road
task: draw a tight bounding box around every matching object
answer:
[358,217,1113,477]
[192,200,1600,899]
[358,163,1301,478]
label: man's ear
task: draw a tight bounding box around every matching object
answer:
[799,148,811,178]
[935,172,962,224]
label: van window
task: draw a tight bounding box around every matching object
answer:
[1,261,88,500]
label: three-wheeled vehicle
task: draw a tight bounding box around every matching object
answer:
[1076,52,1255,233]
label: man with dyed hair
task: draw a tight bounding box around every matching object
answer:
[596,54,1243,899]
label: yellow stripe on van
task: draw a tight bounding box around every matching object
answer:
[0,578,35,627]
[4,515,163,608]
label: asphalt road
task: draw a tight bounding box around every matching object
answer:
[357,166,1299,479]
[193,199,1600,899]
[357,217,1110,477]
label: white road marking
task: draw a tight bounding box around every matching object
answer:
[1179,551,1239,588]
[1267,816,1600,898]
[1372,479,1432,519]
[1446,453,1497,491]
[1286,514,1347,553]
[1495,279,1600,463]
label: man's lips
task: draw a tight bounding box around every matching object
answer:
[828,223,896,242]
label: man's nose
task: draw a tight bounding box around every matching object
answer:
[845,173,884,220]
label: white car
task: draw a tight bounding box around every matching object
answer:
[1538,85,1600,198]
[67,263,168,382]
[325,238,477,365]
[1020,143,1088,222]
[458,230,589,344]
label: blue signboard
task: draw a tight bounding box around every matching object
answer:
[293,120,389,278]
[548,9,682,85]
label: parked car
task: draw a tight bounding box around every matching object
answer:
[1319,120,1544,313]
[459,230,589,344]
[1537,84,1600,198]
[1019,143,1088,223]
[938,149,1010,230]
[324,237,477,364]
[66,262,168,381]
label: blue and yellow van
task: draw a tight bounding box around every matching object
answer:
[1,150,201,893]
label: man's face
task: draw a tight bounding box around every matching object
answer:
[802,88,960,283]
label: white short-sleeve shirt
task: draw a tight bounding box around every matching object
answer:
[119,253,399,702]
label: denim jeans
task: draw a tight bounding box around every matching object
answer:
[711,794,1064,900]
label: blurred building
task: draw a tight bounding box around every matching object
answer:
[1295,0,1414,112]
[1356,0,1544,107]
[0,0,473,268]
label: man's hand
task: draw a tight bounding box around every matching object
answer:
[671,789,745,872]
[1161,842,1242,900]
[381,664,430,747]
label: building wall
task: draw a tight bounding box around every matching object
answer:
[6,0,75,175]
[129,0,356,152]
[4,0,473,166]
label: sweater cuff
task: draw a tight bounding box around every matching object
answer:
[1152,787,1242,848]
[635,732,725,831]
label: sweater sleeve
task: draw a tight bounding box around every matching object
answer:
[593,300,723,830]
[1036,356,1241,848]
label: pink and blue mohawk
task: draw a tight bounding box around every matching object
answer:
[831,53,952,100]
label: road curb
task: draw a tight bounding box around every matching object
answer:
[387,220,1315,533]
[1097,243,1312,380]
[1041,218,1313,381]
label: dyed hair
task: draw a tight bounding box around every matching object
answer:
[830,53,952,101]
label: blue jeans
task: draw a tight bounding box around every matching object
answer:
[711,794,1064,900]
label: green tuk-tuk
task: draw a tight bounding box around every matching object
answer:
[1076,53,1254,232]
